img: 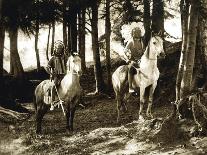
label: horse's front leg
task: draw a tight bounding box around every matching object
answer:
[146,84,156,118]
[139,87,145,119]
[66,102,76,131]
[36,103,49,134]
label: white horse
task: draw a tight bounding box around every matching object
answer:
[112,35,165,122]
[34,54,82,134]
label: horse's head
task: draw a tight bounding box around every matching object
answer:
[146,35,165,60]
[67,53,82,76]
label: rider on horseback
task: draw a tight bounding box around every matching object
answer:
[46,40,67,110]
[123,27,144,93]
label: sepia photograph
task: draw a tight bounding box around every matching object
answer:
[0,0,207,154]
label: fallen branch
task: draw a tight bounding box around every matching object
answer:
[0,106,30,121]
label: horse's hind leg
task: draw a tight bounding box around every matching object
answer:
[146,84,156,118]
[116,93,122,123]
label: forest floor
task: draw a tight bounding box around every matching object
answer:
[1,89,207,154]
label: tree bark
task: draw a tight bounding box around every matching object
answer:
[46,24,51,61]
[143,0,151,47]
[9,27,24,78]
[69,4,78,54]
[78,8,86,71]
[105,0,112,91]
[35,0,40,72]
[91,1,105,93]
[151,0,164,37]
[63,0,67,50]
[176,0,189,102]
[180,0,199,97]
[51,20,55,55]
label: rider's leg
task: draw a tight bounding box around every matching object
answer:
[128,63,134,93]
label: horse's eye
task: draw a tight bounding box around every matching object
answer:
[153,42,156,44]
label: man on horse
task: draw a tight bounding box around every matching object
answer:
[46,40,67,110]
[123,27,144,93]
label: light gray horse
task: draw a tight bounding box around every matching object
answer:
[112,35,165,122]
[34,54,82,134]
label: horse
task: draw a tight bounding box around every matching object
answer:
[112,35,165,122]
[34,54,82,134]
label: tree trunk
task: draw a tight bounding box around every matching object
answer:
[105,0,112,92]
[51,20,55,55]
[9,27,24,78]
[200,0,207,89]
[143,0,151,47]
[69,4,78,54]
[176,0,189,102]
[78,8,86,71]
[180,0,199,97]
[46,24,51,61]
[0,0,5,78]
[63,0,67,50]
[91,1,105,93]
[67,24,71,54]
[151,0,164,37]
[35,0,40,72]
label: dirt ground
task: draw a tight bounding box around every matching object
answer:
[1,93,207,155]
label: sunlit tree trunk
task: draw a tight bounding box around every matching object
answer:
[46,24,51,61]
[35,0,40,72]
[9,27,24,78]
[0,0,5,78]
[91,1,105,93]
[180,0,199,97]
[105,0,112,91]
[143,0,151,47]
[176,0,189,102]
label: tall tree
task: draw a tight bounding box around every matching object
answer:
[9,26,24,78]
[46,24,51,61]
[78,7,86,71]
[151,0,164,37]
[143,0,151,47]
[35,0,41,72]
[91,0,105,93]
[63,0,67,49]
[105,0,112,91]
[69,2,78,54]
[180,0,199,97]
[176,0,189,102]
